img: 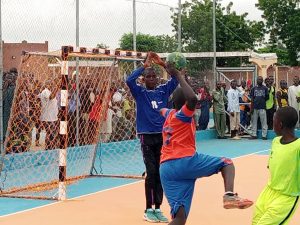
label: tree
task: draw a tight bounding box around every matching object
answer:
[257,0,300,65]
[155,35,178,53]
[119,33,177,53]
[258,45,290,65]
[96,43,109,49]
[170,0,265,71]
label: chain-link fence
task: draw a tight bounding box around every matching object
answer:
[0,0,216,200]
[0,48,153,199]
[2,0,177,51]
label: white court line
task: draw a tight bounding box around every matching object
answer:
[232,149,270,160]
[0,180,142,218]
[0,148,270,218]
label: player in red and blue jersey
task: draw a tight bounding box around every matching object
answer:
[159,63,253,225]
[126,52,178,223]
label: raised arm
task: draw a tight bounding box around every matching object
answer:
[125,67,144,96]
[160,74,179,96]
[166,64,197,111]
[126,53,154,96]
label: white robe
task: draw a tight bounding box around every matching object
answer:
[288,85,300,110]
[288,85,300,127]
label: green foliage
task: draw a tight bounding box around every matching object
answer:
[258,45,290,65]
[171,0,264,52]
[96,43,109,49]
[170,0,265,73]
[257,0,300,65]
[156,35,178,53]
[119,33,177,53]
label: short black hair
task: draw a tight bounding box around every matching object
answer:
[172,88,186,110]
[276,106,298,129]
[143,67,156,77]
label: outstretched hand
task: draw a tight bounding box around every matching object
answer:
[144,51,166,68]
[143,53,151,68]
[149,52,166,68]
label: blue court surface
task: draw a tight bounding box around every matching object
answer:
[0,130,278,217]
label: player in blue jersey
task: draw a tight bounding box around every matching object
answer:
[126,52,179,223]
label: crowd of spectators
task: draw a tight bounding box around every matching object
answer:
[192,74,298,140]
[3,67,299,153]
[3,70,139,153]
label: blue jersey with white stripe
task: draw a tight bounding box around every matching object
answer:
[126,67,178,134]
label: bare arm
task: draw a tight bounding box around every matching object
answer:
[166,64,197,110]
[276,90,282,108]
[50,87,59,100]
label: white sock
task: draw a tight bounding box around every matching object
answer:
[224,191,234,196]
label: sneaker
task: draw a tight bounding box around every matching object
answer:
[231,136,241,140]
[143,209,159,223]
[248,136,257,140]
[223,193,253,209]
[154,209,169,223]
[218,136,227,139]
[262,137,267,140]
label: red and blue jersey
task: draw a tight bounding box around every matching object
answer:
[160,104,196,163]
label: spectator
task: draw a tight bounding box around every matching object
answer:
[67,85,80,146]
[222,82,231,134]
[28,79,42,147]
[111,87,125,141]
[89,91,103,144]
[238,81,250,135]
[288,76,300,128]
[212,81,227,139]
[100,103,115,143]
[79,82,94,145]
[13,82,30,152]
[227,79,243,140]
[194,88,201,130]
[39,79,59,150]
[249,76,269,140]
[265,77,276,130]
[276,80,289,108]
[3,69,18,140]
[198,83,212,130]
[122,92,136,140]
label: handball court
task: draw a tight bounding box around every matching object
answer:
[0,137,299,225]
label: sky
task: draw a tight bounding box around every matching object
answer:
[2,0,263,51]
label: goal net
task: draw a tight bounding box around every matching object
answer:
[0,47,147,200]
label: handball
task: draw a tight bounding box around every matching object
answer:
[166,52,187,70]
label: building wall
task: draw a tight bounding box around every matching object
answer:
[276,66,300,86]
[3,40,48,72]
[194,66,300,89]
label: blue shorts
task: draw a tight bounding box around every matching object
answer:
[160,152,232,219]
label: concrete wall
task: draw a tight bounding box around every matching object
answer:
[3,40,48,72]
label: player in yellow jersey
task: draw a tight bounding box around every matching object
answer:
[252,106,300,225]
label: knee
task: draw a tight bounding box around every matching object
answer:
[222,158,233,166]
[173,206,187,225]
